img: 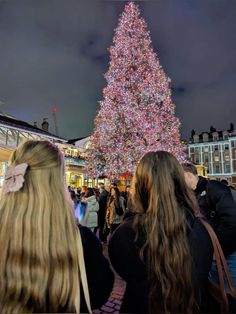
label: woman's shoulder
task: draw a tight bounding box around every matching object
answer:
[79,225,98,245]
[110,216,143,248]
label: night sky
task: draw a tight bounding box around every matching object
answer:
[0,0,235,141]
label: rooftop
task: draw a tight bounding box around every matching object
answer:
[0,112,67,142]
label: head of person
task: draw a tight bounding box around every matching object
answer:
[0,140,81,313]
[81,185,88,194]
[99,183,105,192]
[85,187,94,198]
[111,182,118,189]
[132,151,198,313]
[221,179,229,186]
[125,185,131,193]
[110,187,120,198]
[182,163,199,191]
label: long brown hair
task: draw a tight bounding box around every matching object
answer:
[132,151,199,313]
[109,187,120,208]
[0,140,82,313]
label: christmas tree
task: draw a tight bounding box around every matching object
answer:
[87,2,186,178]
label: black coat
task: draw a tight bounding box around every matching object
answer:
[98,189,108,227]
[195,176,236,256]
[79,225,114,312]
[26,226,114,313]
[108,210,213,313]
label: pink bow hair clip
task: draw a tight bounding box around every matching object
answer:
[4,163,28,193]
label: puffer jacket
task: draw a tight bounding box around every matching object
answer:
[83,195,99,229]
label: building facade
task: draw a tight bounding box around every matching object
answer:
[0,113,68,186]
[188,125,236,185]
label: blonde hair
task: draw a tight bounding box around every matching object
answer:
[132,151,198,313]
[0,140,81,313]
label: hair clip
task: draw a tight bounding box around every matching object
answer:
[4,163,28,193]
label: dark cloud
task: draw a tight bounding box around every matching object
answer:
[0,0,235,141]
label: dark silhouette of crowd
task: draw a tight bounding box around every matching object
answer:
[0,140,236,313]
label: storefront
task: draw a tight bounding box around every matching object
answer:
[65,157,86,188]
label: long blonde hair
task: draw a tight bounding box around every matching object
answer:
[0,140,81,313]
[132,151,198,313]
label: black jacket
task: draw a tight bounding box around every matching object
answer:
[98,189,108,226]
[108,211,213,313]
[195,176,236,256]
[26,226,114,313]
[79,225,114,312]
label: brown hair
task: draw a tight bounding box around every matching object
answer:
[132,151,199,313]
[109,187,120,208]
[0,140,82,313]
[182,162,198,176]
[85,187,94,198]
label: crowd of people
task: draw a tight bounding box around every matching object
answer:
[68,182,131,242]
[0,140,236,313]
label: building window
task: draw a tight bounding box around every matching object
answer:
[225,144,229,150]
[203,133,209,142]
[215,165,220,173]
[190,147,194,153]
[204,155,209,163]
[225,164,231,173]
[195,155,200,164]
[203,146,209,152]
[225,155,230,161]
[193,135,199,143]
[212,132,219,141]
[214,156,220,162]
[231,140,236,148]
[214,145,219,151]
[223,131,229,140]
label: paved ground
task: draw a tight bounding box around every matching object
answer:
[93,244,126,314]
[93,276,126,314]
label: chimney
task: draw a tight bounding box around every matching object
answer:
[33,121,38,127]
[42,118,49,132]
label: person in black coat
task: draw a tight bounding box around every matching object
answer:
[221,179,236,203]
[97,183,109,242]
[79,225,114,312]
[109,151,213,314]
[182,164,236,257]
[183,163,236,312]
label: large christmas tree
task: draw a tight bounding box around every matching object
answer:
[87,2,186,178]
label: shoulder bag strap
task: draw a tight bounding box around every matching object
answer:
[76,229,92,313]
[200,219,236,298]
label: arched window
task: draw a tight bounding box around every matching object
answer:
[202,133,209,142]
[223,131,228,140]
[193,134,199,143]
[212,132,219,142]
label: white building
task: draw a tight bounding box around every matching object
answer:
[188,124,236,185]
